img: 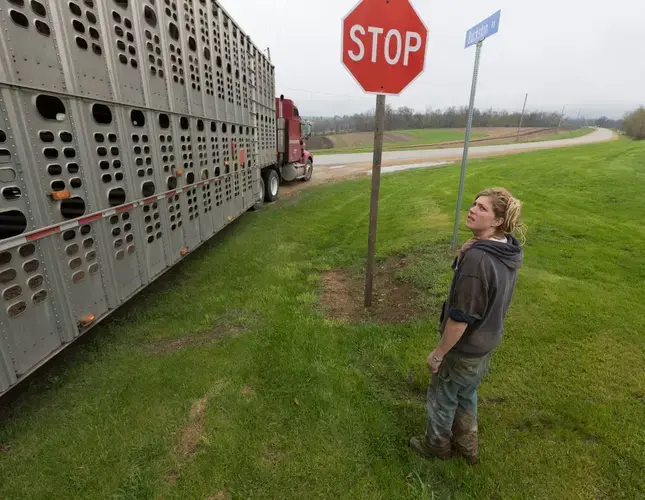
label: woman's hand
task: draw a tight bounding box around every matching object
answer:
[427,349,444,374]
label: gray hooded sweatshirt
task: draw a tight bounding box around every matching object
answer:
[440,235,523,356]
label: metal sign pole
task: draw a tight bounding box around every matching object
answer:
[364,94,386,308]
[516,93,528,142]
[451,41,483,250]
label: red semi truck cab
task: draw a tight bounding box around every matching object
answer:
[259,95,314,204]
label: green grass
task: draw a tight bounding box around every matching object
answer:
[2,139,645,499]
[313,128,486,155]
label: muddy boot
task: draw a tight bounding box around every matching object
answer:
[409,435,452,460]
[451,411,478,465]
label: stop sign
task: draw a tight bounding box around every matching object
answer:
[342,0,428,95]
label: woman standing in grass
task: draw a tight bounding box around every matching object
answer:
[410,188,525,465]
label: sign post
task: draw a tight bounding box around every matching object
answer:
[451,10,501,250]
[341,0,428,307]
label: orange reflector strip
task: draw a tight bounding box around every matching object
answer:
[180,248,189,256]
[77,313,96,328]
[50,190,71,200]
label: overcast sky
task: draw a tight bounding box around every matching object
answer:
[220,0,643,118]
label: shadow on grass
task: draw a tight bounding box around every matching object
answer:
[0,213,256,419]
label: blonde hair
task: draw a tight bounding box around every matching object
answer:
[476,188,527,243]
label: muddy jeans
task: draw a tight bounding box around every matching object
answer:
[426,349,492,456]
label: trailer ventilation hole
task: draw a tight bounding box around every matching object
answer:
[60,131,73,142]
[2,186,21,200]
[31,0,46,16]
[39,131,55,142]
[70,178,82,189]
[63,229,76,241]
[131,109,145,127]
[115,250,125,260]
[186,172,194,184]
[114,0,128,9]
[86,251,96,262]
[51,180,66,192]
[17,244,35,258]
[112,227,121,237]
[23,259,39,273]
[72,271,85,283]
[114,239,124,249]
[3,285,23,301]
[8,301,26,317]
[28,275,44,289]
[142,181,155,197]
[10,10,29,29]
[0,210,27,240]
[0,150,11,164]
[76,36,88,50]
[102,174,112,183]
[0,269,17,284]
[180,117,189,130]
[159,113,170,129]
[0,252,10,266]
[60,197,86,219]
[214,167,220,177]
[92,103,112,124]
[66,243,79,256]
[69,257,82,270]
[169,22,179,41]
[86,11,97,24]
[144,5,156,27]
[33,289,47,305]
[108,187,126,206]
[35,20,50,36]
[63,148,76,158]
[69,2,82,16]
[221,123,227,133]
[67,162,79,174]
[89,263,99,275]
[83,238,94,249]
[44,148,59,160]
[80,225,91,235]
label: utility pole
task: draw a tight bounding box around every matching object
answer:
[557,105,566,133]
[516,93,528,142]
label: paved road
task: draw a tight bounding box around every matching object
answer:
[314,128,615,167]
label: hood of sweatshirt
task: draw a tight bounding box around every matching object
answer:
[470,234,524,270]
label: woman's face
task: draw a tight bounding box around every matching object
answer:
[466,196,501,234]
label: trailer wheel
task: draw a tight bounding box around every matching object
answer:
[263,169,280,202]
[302,159,313,182]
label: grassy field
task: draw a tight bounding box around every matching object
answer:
[312,128,487,155]
[1,139,645,499]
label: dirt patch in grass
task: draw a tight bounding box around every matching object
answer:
[168,394,210,484]
[0,444,10,455]
[209,491,232,500]
[144,322,248,355]
[320,256,423,324]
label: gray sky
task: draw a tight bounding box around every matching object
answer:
[220,0,643,118]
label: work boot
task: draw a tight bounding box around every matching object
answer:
[409,435,452,460]
[452,441,478,465]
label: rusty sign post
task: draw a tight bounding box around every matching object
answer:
[341,0,429,307]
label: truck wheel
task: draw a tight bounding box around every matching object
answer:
[251,177,264,211]
[302,160,313,182]
[263,169,280,202]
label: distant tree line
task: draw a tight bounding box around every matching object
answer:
[306,105,622,135]
[622,107,645,140]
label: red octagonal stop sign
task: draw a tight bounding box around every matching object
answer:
[342,0,428,95]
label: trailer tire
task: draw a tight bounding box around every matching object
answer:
[263,169,280,202]
[302,159,313,182]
